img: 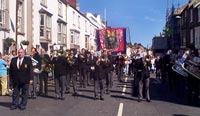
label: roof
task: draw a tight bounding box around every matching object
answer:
[188,0,200,8]
[174,4,187,15]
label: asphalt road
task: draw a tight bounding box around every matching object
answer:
[0,73,200,116]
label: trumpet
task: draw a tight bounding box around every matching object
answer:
[96,57,101,65]
[67,54,75,65]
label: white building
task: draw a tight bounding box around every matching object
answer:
[84,13,106,50]
[0,0,106,54]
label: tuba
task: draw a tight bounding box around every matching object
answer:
[182,59,200,79]
[172,60,188,77]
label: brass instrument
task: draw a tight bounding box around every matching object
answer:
[172,60,188,77]
[31,57,43,74]
[182,60,200,79]
[96,57,101,65]
[41,55,52,73]
[67,54,75,66]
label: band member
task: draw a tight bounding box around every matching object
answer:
[137,54,151,102]
[78,48,87,88]
[52,50,67,100]
[85,51,92,86]
[87,51,98,86]
[10,49,33,110]
[95,55,107,100]
[115,52,124,82]
[66,50,79,96]
[30,48,41,99]
[39,48,51,96]
[105,51,113,94]
[155,55,161,79]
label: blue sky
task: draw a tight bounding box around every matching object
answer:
[78,0,188,47]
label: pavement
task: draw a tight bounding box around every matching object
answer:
[0,73,200,116]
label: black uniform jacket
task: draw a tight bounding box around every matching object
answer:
[9,56,33,85]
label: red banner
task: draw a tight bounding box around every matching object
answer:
[97,27,126,52]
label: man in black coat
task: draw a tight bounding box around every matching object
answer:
[66,51,79,96]
[52,51,67,100]
[30,48,41,99]
[105,51,114,94]
[87,51,98,86]
[39,48,51,96]
[95,55,107,100]
[137,55,151,102]
[115,52,124,82]
[9,48,33,110]
[78,48,87,88]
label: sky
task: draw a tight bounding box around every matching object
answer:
[78,0,188,47]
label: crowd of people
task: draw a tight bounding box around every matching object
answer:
[1,45,199,110]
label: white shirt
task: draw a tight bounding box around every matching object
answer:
[17,57,24,68]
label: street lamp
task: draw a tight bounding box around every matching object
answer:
[175,15,181,19]
[175,15,184,49]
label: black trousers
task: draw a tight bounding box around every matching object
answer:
[12,83,29,107]
[39,71,48,94]
[66,71,77,94]
[55,75,66,98]
[79,68,87,87]
[105,71,112,91]
[94,78,104,97]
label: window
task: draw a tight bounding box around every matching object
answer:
[40,14,45,36]
[41,0,47,6]
[70,31,79,45]
[195,27,200,48]
[85,20,88,32]
[70,31,75,44]
[85,36,89,49]
[190,9,193,22]
[190,29,193,44]
[40,14,52,41]
[57,23,66,44]
[17,2,23,32]
[0,0,6,27]
[73,11,75,25]
[58,1,62,16]
[181,30,186,46]
[65,6,67,21]
[198,6,200,22]
[58,23,62,43]
[78,15,80,28]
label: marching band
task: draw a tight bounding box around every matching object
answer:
[1,45,200,110]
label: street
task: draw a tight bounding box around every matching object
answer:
[0,74,200,116]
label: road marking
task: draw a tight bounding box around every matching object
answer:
[122,85,127,96]
[117,103,124,116]
[122,77,128,96]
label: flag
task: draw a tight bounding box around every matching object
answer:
[10,18,15,32]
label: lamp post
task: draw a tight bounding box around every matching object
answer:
[147,44,151,50]
[175,15,182,50]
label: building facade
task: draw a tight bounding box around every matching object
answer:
[164,0,200,54]
[0,0,106,54]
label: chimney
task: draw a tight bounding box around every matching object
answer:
[67,0,77,9]
[76,3,80,11]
